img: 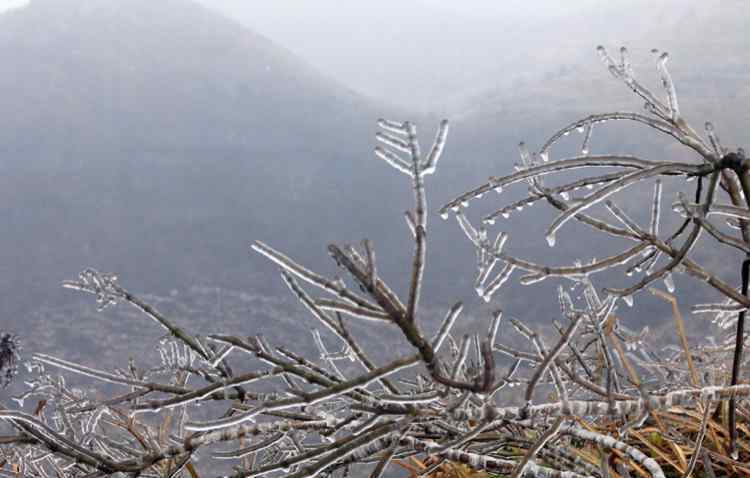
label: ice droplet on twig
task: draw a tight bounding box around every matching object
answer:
[518,142,532,167]
[623,295,634,307]
[545,233,556,247]
[663,272,675,293]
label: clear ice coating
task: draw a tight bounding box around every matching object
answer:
[11,49,750,478]
[581,122,593,155]
[656,51,679,119]
[663,272,675,293]
[650,180,662,236]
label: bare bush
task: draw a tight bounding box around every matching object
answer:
[1,47,749,478]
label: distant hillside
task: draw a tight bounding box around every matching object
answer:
[0,0,368,151]
[0,0,420,333]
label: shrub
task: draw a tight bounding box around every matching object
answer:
[1,46,748,478]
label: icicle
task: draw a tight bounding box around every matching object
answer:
[375,146,413,176]
[493,232,508,253]
[650,180,662,236]
[518,142,530,164]
[455,210,480,245]
[519,273,547,285]
[375,132,410,153]
[693,302,746,314]
[656,52,679,119]
[421,119,450,175]
[488,310,503,344]
[597,45,621,79]
[482,264,515,302]
[377,119,408,135]
[623,295,634,307]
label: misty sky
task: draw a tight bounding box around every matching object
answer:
[190,0,692,112]
[0,0,717,112]
[0,0,28,12]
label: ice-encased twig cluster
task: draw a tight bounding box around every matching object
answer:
[440,46,750,463]
[1,47,749,478]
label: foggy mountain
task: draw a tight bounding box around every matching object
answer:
[194,0,731,114]
[0,0,414,334]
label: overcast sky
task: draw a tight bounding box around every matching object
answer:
[1,0,714,113]
[189,0,694,112]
